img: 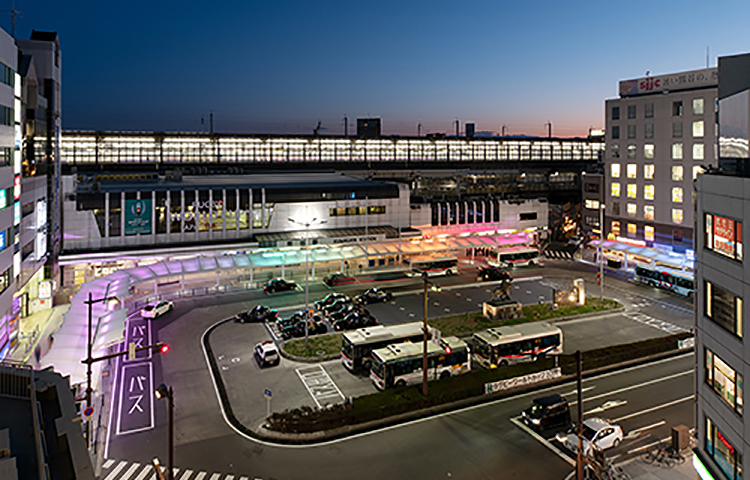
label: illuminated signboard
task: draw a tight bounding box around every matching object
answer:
[0,229,5,250]
[708,213,743,260]
[619,67,717,97]
[125,199,152,235]
[35,199,46,229]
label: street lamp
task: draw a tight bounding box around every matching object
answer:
[289,214,327,349]
[421,272,441,397]
[599,204,605,301]
[155,383,174,480]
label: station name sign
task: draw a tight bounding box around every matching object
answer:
[619,67,717,97]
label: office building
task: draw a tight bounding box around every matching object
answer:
[604,67,718,255]
[693,53,750,480]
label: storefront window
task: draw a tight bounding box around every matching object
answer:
[705,213,743,261]
[705,281,743,338]
[156,191,167,234]
[239,189,250,230]
[705,416,743,480]
[198,190,210,232]
[705,348,743,415]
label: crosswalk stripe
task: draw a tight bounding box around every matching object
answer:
[226,475,235,480]
[179,469,193,480]
[120,463,142,480]
[193,472,207,480]
[104,461,129,480]
[103,459,116,469]
[133,464,154,480]
[209,474,222,480]
[238,477,249,480]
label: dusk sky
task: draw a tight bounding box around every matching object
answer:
[13,0,750,137]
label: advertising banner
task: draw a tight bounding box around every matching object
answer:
[125,199,152,235]
[714,215,736,258]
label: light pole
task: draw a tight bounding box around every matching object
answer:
[421,272,441,397]
[289,213,327,349]
[155,384,174,480]
[599,204,605,301]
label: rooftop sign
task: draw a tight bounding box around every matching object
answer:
[619,67,717,97]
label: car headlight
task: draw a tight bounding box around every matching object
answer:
[530,418,540,425]
[555,433,567,443]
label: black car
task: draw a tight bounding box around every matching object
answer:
[314,293,350,311]
[477,266,512,282]
[521,394,571,431]
[279,310,321,327]
[235,305,278,323]
[324,297,354,316]
[281,319,328,339]
[333,311,378,331]
[328,304,363,322]
[323,272,356,287]
[263,278,297,293]
[354,288,394,305]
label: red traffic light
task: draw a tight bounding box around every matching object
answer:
[160,344,170,354]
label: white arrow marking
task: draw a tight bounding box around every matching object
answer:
[585,399,628,415]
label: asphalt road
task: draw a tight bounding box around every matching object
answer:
[104,257,695,480]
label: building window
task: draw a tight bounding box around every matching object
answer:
[673,122,683,137]
[694,143,705,160]
[645,103,654,118]
[627,163,637,179]
[627,124,636,139]
[672,187,683,203]
[612,106,620,120]
[694,165,705,180]
[693,120,705,138]
[672,143,683,160]
[705,280,743,338]
[611,163,621,178]
[627,184,637,198]
[705,213,743,261]
[673,101,683,116]
[673,230,683,244]
[612,145,620,158]
[611,182,620,197]
[645,225,654,241]
[627,203,637,216]
[693,98,704,115]
[612,125,620,139]
[584,199,600,210]
[627,223,637,237]
[705,416,743,480]
[705,348,743,415]
[643,144,654,159]
[645,124,654,139]
[644,185,654,200]
[644,164,654,179]
[627,145,636,159]
[672,166,684,181]
[644,205,654,221]
[329,206,386,216]
[519,212,537,221]
[611,221,620,236]
[612,202,620,216]
[672,208,683,224]
[627,105,636,119]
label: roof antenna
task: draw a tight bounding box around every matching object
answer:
[706,46,709,68]
[1,0,22,38]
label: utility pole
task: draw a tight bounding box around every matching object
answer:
[210,112,213,133]
[343,114,348,136]
[1,1,21,38]
[502,124,507,137]
[454,119,460,137]
[576,350,584,480]
[546,121,552,138]
[417,122,422,137]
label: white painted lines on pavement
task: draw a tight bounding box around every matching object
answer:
[623,311,689,335]
[568,369,692,405]
[627,435,672,455]
[295,364,346,408]
[585,399,627,415]
[561,386,594,396]
[510,417,574,467]
[626,420,666,438]
[132,464,153,480]
[118,463,142,480]
[193,472,207,480]
[209,473,222,480]
[104,459,116,469]
[612,395,694,423]
[100,459,256,480]
[178,469,193,480]
[104,461,128,480]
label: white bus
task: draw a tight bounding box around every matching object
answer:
[369,336,470,390]
[341,322,429,372]
[488,246,540,268]
[471,322,562,369]
[405,256,459,277]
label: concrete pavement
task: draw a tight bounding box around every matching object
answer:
[621,455,697,480]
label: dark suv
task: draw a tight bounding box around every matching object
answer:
[521,394,571,431]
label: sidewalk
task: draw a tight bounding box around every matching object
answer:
[7,304,69,366]
[620,455,696,480]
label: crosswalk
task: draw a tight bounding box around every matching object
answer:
[543,249,574,260]
[623,311,690,335]
[100,459,253,480]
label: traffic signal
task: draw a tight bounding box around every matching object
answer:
[595,272,602,284]
[160,344,170,354]
[152,342,170,354]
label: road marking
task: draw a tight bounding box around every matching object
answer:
[568,370,692,405]
[119,463,142,480]
[133,465,153,480]
[104,461,128,480]
[510,417,574,466]
[399,307,405,311]
[627,435,672,455]
[612,395,694,423]
[178,470,193,480]
[295,365,345,408]
[226,475,235,480]
[193,472,207,480]
[585,399,627,415]
[409,313,415,317]
[210,473,222,480]
[626,420,666,438]
[104,459,115,469]
[455,292,462,297]
[561,386,594,396]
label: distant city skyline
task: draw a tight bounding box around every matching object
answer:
[12,0,750,137]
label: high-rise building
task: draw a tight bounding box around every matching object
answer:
[604,68,718,254]
[693,53,750,480]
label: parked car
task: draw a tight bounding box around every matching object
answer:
[314,293,350,311]
[521,394,571,431]
[235,305,278,323]
[333,311,378,331]
[279,310,321,327]
[281,319,328,339]
[254,340,280,368]
[477,266,512,282]
[354,288,394,305]
[328,304,362,322]
[557,417,623,455]
[323,272,356,287]
[263,278,297,293]
[324,297,354,316]
[140,300,174,319]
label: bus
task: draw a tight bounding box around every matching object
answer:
[369,336,471,390]
[405,256,459,277]
[341,322,430,372]
[471,322,562,369]
[634,263,694,297]
[488,246,540,268]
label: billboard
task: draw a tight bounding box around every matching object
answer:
[619,67,717,97]
[713,214,742,260]
[125,199,152,235]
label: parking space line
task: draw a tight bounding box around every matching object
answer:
[510,417,574,466]
[295,365,345,408]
